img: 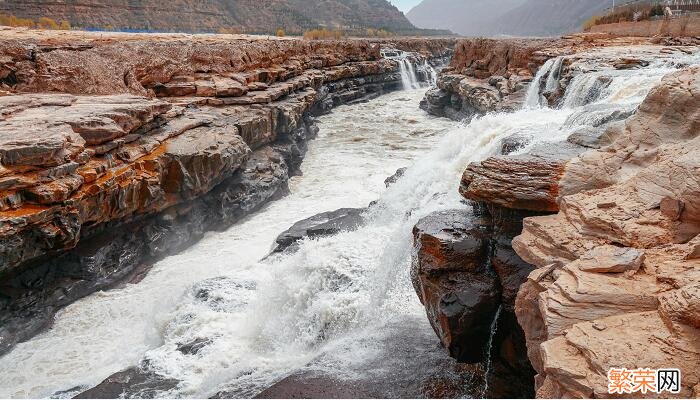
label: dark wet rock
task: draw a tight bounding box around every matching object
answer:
[500,134,530,155]
[411,204,540,397]
[419,88,451,117]
[411,209,499,363]
[273,208,366,253]
[74,366,179,399]
[384,167,407,187]
[176,337,212,355]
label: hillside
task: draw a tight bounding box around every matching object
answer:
[407,0,525,36]
[492,0,611,36]
[0,0,422,34]
[407,0,612,36]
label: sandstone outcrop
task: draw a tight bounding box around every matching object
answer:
[420,34,666,121]
[513,66,700,398]
[415,33,699,399]
[0,28,453,356]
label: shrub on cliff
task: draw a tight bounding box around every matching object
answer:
[303,28,343,40]
[583,4,665,30]
[37,17,59,30]
[365,28,395,37]
[0,14,71,30]
[0,13,35,28]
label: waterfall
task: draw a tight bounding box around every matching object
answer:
[480,305,502,399]
[401,58,420,90]
[524,57,555,108]
[384,48,424,90]
[545,56,564,92]
[398,58,414,90]
[2,48,698,399]
[422,60,437,86]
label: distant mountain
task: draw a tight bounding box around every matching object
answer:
[407,0,526,36]
[492,0,612,36]
[0,0,428,34]
[407,0,612,37]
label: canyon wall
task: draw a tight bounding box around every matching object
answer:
[0,0,421,34]
[412,33,700,398]
[513,65,700,399]
[0,28,455,356]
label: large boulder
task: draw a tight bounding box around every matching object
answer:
[411,209,499,363]
[513,67,700,398]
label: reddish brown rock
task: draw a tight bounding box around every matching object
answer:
[460,142,586,212]
[513,67,700,398]
[411,209,498,363]
[0,28,456,356]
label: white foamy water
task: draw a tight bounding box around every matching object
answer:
[1,48,697,399]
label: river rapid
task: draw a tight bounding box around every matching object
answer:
[1,47,697,399]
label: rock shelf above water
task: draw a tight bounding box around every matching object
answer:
[0,28,455,356]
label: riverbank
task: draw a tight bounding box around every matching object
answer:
[0,28,455,358]
[413,34,700,398]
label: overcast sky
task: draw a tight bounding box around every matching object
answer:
[390,0,422,12]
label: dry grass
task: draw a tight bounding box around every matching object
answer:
[0,14,70,30]
[583,4,665,30]
[303,28,343,40]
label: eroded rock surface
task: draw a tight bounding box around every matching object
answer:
[421,34,686,121]
[513,67,700,398]
[0,29,453,356]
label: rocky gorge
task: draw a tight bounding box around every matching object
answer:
[413,33,700,398]
[0,24,698,400]
[0,27,454,359]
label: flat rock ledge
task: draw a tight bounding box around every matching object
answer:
[0,30,454,356]
[513,66,700,399]
[415,37,700,399]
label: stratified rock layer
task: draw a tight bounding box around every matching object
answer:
[420,34,676,121]
[0,28,454,356]
[513,67,700,398]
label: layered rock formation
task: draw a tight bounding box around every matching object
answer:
[0,28,454,356]
[419,34,672,121]
[0,0,422,35]
[414,34,699,399]
[514,66,700,399]
[420,37,554,120]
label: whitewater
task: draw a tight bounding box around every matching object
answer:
[0,48,696,399]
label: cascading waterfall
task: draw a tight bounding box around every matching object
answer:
[545,56,564,92]
[383,49,428,90]
[421,60,438,86]
[1,49,697,399]
[524,57,556,108]
[399,58,421,90]
[480,305,502,399]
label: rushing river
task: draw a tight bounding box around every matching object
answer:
[1,47,697,399]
